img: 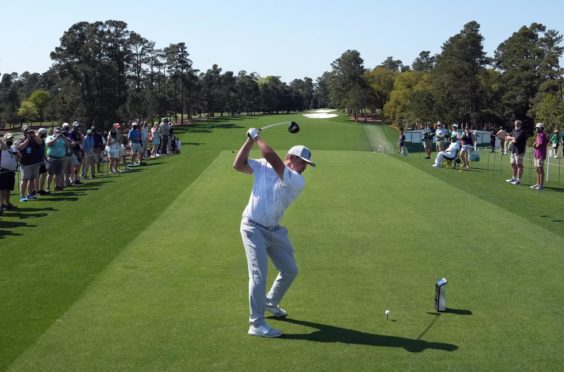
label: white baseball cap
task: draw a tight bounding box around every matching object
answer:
[288,145,316,167]
[535,122,544,129]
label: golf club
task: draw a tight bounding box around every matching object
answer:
[260,121,300,134]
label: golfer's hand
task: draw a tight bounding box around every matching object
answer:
[246,128,260,141]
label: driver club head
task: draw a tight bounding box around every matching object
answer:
[288,121,300,134]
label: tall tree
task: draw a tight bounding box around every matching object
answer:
[495,23,563,129]
[236,71,260,115]
[384,70,433,125]
[380,56,404,72]
[51,20,132,127]
[433,21,487,125]
[411,51,436,72]
[164,42,193,123]
[365,66,398,110]
[28,89,52,122]
[329,50,372,114]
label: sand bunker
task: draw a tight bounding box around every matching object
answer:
[303,109,338,119]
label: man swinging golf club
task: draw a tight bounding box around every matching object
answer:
[233,127,315,338]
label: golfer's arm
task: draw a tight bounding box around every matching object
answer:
[233,138,254,174]
[256,138,285,179]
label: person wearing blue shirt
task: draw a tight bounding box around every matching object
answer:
[128,122,143,165]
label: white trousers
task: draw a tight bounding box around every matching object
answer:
[240,218,298,326]
[434,150,457,166]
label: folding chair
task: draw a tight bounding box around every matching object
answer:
[443,150,461,168]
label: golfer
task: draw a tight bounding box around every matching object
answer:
[233,127,315,338]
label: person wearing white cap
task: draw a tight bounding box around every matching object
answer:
[233,127,315,338]
[531,123,549,190]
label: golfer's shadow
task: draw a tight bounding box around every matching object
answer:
[274,318,458,353]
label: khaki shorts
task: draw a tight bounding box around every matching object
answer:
[534,158,545,168]
[21,164,40,180]
[510,152,524,165]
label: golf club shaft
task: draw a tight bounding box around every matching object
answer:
[260,122,290,131]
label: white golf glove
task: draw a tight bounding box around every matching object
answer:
[246,128,260,140]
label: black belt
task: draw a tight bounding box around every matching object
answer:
[245,218,280,231]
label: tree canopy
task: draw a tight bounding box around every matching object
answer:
[0,20,561,131]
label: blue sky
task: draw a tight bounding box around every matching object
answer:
[0,0,562,82]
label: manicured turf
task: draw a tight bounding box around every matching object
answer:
[1,113,563,370]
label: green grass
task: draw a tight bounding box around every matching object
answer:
[1,113,564,370]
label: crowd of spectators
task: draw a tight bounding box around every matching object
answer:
[418,119,563,191]
[0,117,182,216]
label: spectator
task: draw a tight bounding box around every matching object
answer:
[60,123,72,186]
[561,130,564,157]
[37,128,50,195]
[505,120,529,186]
[549,129,559,159]
[398,130,407,156]
[490,127,497,153]
[175,136,182,154]
[422,124,434,159]
[140,121,149,161]
[159,118,170,155]
[531,123,549,190]
[92,127,106,174]
[106,123,122,174]
[0,133,19,213]
[460,128,474,169]
[17,126,43,202]
[46,127,69,191]
[82,129,96,179]
[450,124,463,144]
[150,123,160,158]
[496,127,508,155]
[435,122,447,152]
[432,137,461,168]
[68,121,84,185]
[128,122,143,166]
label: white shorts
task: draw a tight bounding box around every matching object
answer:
[510,152,524,165]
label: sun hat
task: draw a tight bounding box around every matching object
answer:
[53,127,62,133]
[4,132,14,139]
[62,122,70,128]
[132,122,138,126]
[287,145,316,167]
[38,128,48,135]
[535,122,544,129]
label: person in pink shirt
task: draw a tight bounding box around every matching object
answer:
[531,122,549,190]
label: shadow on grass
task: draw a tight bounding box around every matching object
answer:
[275,318,458,352]
[0,221,36,238]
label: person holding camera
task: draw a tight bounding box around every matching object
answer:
[17,127,43,202]
[46,127,69,191]
[0,133,20,213]
[68,121,84,185]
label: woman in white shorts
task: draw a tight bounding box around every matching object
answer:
[106,123,122,173]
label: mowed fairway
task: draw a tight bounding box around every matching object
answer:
[2,114,564,371]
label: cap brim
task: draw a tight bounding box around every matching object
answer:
[300,157,316,167]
